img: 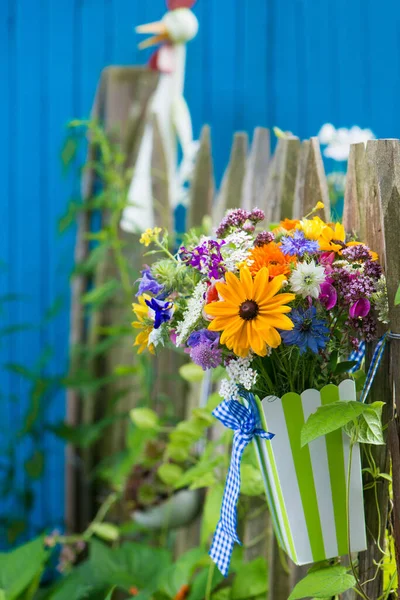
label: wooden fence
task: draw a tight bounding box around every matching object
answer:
[69,67,400,599]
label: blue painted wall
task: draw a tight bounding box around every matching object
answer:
[1,0,400,542]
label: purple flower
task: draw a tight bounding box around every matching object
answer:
[255,231,275,247]
[181,239,225,279]
[333,268,377,307]
[190,343,222,370]
[280,230,319,257]
[349,298,371,318]
[145,297,174,329]
[187,329,219,348]
[136,267,163,297]
[249,208,265,223]
[216,208,265,238]
[280,306,329,354]
[319,282,337,310]
[347,313,377,342]
[341,244,371,262]
[363,260,382,280]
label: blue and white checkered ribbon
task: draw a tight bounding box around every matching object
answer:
[348,340,366,373]
[209,394,274,576]
[359,334,387,403]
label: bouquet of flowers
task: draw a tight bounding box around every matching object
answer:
[132,205,388,573]
[133,205,387,396]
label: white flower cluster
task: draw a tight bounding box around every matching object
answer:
[175,280,207,346]
[221,231,253,272]
[219,355,258,401]
[318,123,375,162]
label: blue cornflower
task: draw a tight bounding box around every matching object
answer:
[145,297,174,329]
[136,267,164,297]
[280,306,329,354]
[280,230,319,257]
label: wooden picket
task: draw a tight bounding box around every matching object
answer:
[70,66,400,597]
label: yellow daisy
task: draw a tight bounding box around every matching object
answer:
[204,267,295,358]
[318,222,346,252]
[132,294,155,354]
[297,216,326,240]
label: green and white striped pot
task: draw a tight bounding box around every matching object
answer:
[254,379,367,565]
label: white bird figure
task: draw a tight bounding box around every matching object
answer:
[121,0,199,233]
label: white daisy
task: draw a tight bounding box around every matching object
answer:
[290,260,326,298]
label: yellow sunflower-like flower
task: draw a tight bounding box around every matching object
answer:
[318,222,346,252]
[132,294,155,354]
[139,227,162,247]
[204,267,295,358]
[297,216,326,240]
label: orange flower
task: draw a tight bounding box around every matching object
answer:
[247,242,296,278]
[129,587,139,596]
[280,218,300,231]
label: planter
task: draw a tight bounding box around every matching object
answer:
[132,488,202,530]
[254,379,367,565]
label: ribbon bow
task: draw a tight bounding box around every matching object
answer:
[209,395,274,576]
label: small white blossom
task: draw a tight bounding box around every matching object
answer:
[219,356,258,400]
[148,326,166,348]
[221,231,253,272]
[290,260,326,299]
[175,281,207,346]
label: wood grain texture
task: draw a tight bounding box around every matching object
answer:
[242,127,271,211]
[262,137,300,221]
[213,132,248,225]
[187,124,214,228]
[293,137,330,220]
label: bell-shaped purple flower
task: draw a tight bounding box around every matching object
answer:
[349,298,371,318]
[319,282,337,310]
[136,267,163,297]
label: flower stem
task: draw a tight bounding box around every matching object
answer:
[205,561,215,600]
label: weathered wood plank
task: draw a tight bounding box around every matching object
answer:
[152,113,173,231]
[242,127,271,211]
[293,137,330,220]
[344,139,394,599]
[343,142,366,239]
[380,139,400,597]
[213,132,248,224]
[261,137,300,222]
[187,125,214,229]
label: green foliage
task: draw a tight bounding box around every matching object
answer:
[130,408,160,431]
[288,565,356,599]
[231,557,268,599]
[301,400,385,446]
[0,537,47,599]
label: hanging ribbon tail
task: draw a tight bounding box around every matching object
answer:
[209,396,274,576]
[360,334,387,403]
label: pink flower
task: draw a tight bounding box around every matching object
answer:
[349,298,370,318]
[319,282,337,310]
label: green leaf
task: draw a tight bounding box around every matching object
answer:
[159,548,205,597]
[301,401,372,447]
[395,283,400,306]
[179,363,204,383]
[201,484,224,544]
[81,279,120,308]
[91,523,120,542]
[188,563,224,600]
[0,537,47,600]
[352,369,366,392]
[232,557,268,599]
[104,586,116,600]
[240,464,264,496]
[344,402,385,445]
[24,450,45,479]
[129,408,160,431]
[334,360,357,374]
[157,463,184,486]
[288,566,355,599]
[50,415,124,448]
[189,472,216,490]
